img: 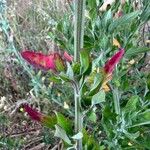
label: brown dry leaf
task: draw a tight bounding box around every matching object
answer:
[102,83,110,92]
[99,0,115,12]
[101,74,112,92]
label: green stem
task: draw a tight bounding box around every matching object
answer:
[74,0,85,62]
[74,83,82,150]
[74,0,85,149]
[113,87,120,115]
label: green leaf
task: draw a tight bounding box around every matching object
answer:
[102,106,117,135]
[140,4,150,22]
[91,90,105,107]
[92,53,103,69]
[55,58,65,72]
[49,76,61,83]
[89,8,97,20]
[56,112,73,135]
[123,130,140,140]
[71,132,83,140]
[72,62,81,75]
[80,50,90,74]
[131,121,150,127]
[103,9,112,27]
[42,115,57,129]
[83,129,100,150]
[125,47,150,57]
[89,73,103,96]
[109,11,140,32]
[131,110,150,127]
[123,95,139,113]
[87,0,97,9]
[54,125,72,145]
[66,62,74,79]
[59,72,71,82]
[88,111,97,123]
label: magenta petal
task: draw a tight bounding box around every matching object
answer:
[104,48,125,74]
[23,104,42,122]
[21,50,57,71]
[21,50,69,72]
[63,51,73,62]
[46,54,57,70]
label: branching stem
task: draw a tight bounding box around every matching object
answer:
[74,0,85,149]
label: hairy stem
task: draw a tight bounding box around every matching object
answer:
[74,0,85,62]
[74,83,82,150]
[113,87,120,115]
[74,0,85,149]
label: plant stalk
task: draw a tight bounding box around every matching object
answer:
[74,0,85,62]
[74,84,82,150]
[113,87,120,115]
[74,0,85,149]
[74,0,85,150]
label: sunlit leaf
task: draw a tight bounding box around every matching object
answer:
[91,90,105,106]
[123,95,139,113]
[54,125,72,145]
[80,50,90,74]
[71,132,83,140]
[132,110,150,127]
[56,112,73,135]
[90,73,103,94]
[66,62,74,79]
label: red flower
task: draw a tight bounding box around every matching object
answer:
[22,104,56,128]
[21,50,72,72]
[63,51,73,62]
[23,104,43,122]
[104,48,125,75]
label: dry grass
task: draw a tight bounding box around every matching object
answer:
[0,1,71,149]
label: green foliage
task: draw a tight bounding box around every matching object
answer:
[108,11,140,32]
[91,90,105,107]
[80,50,90,74]
[54,125,72,145]
[1,0,150,149]
[56,112,73,135]
[125,47,150,57]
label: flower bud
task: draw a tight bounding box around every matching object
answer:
[63,51,73,62]
[23,104,42,122]
[104,48,125,75]
[21,50,72,72]
[22,104,56,128]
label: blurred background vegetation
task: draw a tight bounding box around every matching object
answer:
[0,0,150,149]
